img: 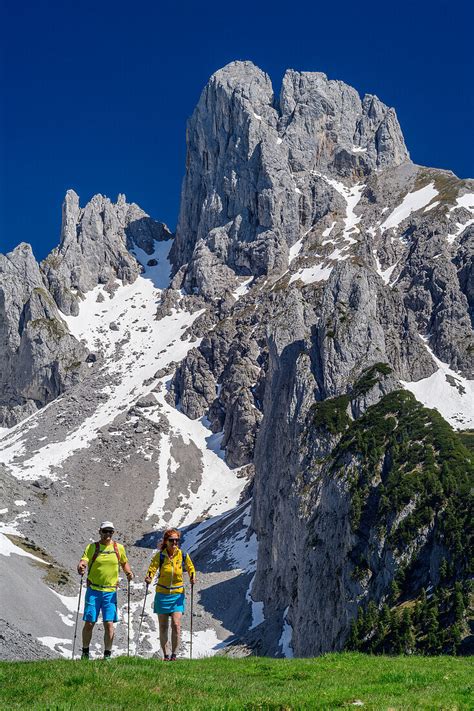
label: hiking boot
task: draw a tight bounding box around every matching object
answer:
[81,649,90,660]
[163,654,170,661]
[170,654,177,661]
[103,651,112,661]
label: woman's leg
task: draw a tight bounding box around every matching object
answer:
[158,614,170,658]
[170,612,182,656]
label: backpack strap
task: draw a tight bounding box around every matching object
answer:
[158,549,187,572]
[86,542,101,588]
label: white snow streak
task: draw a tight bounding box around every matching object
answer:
[289,263,333,285]
[313,173,365,245]
[380,183,438,231]
[447,193,474,244]
[232,276,253,300]
[279,607,294,658]
[145,383,247,528]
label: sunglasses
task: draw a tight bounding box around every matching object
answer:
[101,529,114,534]
[167,538,179,543]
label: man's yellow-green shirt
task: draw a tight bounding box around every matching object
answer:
[81,542,127,592]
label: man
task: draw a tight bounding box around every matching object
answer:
[77,521,133,660]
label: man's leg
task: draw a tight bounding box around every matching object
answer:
[158,614,169,658]
[102,591,118,658]
[170,612,182,656]
[82,621,95,649]
[104,621,115,652]
[82,588,99,657]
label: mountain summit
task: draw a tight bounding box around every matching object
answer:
[0,62,472,660]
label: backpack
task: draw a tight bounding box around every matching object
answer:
[86,541,121,589]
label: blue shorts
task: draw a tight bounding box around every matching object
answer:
[83,588,118,623]
[153,592,185,615]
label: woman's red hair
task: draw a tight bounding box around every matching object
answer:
[159,528,181,551]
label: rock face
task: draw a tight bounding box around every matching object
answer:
[171,61,409,298]
[0,191,171,427]
[0,244,87,427]
[43,190,171,315]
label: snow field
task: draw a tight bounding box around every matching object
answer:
[401,337,474,429]
[380,183,438,232]
[145,381,247,528]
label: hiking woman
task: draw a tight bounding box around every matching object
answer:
[145,528,195,660]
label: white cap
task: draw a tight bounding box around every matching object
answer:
[100,521,115,530]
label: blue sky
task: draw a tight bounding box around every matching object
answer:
[1,0,472,259]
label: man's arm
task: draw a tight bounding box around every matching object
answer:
[77,545,90,575]
[122,560,134,581]
[120,547,134,581]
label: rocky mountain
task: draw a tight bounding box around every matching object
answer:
[0,61,472,660]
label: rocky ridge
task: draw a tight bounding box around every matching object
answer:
[0,61,472,659]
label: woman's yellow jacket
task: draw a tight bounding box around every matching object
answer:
[147,548,195,594]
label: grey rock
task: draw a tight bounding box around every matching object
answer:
[0,243,87,427]
[171,61,409,300]
[42,190,170,315]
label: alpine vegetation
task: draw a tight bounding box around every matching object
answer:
[0,61,472,661]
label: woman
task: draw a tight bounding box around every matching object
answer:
[145,528,195,661]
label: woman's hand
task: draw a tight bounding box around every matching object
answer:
[190,574,196,586]
[145,575,152,584]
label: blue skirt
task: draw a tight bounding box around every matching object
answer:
[153,592,185,614]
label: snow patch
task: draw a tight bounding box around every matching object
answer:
[401,338,474,429]
[38,637,72,658]
[374,252,399,285]
[145,383,247,528]
[232,277,253,300]
[447,219,474,245]
[279,607,294,658]
[289,263,333,285]
[450,192,474,212]
[0,532,49,563]
[288,238,304,264]
[322,221,336,240]
[313,173,365,245]
[380,183,438,231]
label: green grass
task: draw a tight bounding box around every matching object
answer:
[0,654,472,710]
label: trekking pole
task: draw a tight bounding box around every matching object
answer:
[127,578,131,657]
[190,582,194,660]
[72,574,84,660]
[136,583,149,657]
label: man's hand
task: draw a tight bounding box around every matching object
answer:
[126,570,134,582]
[77,560,87,576]
[145,575,152,585]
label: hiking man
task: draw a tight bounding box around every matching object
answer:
[145,528,195,660]
[77,521,133,659]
